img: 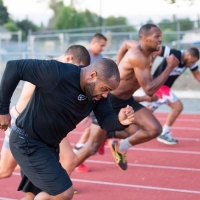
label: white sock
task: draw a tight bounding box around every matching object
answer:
[76,143,85,148]
[118,138,132,152]
[161,125,171,136]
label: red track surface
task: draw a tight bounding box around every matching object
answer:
[0,113,200,200]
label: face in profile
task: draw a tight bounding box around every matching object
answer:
[184,53,198,67]
[84,77,119,101]
[93,39,107,55]
[146,27,162,51]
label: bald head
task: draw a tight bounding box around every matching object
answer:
[90,58,120,83]
[139,24,159,38]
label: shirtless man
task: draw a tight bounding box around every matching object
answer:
[74,24,179,171]
[0,45,90,197]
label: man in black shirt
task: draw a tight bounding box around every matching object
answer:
[0,58,135,199]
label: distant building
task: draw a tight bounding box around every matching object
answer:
[181,29,200,45]
[0,26,12,40]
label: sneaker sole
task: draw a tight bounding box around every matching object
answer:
[157,137,178,145]
[108,140,127,171]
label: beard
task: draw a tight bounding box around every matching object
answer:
[84,82,96,101]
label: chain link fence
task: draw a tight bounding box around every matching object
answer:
[0,25,200,91]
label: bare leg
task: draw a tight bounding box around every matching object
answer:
[21,192,35,200]
[115,125,139,139]
[34,186,74,200]
[165,99,183,126]
[127,107,162,145]
[75,124,107,166]
[75,126,91,147]
[59,138,78,176]
[0,145,18,179]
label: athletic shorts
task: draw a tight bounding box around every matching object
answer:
[3,111,16,149]
[92,93,144,125]
[140,85,179,112]
[9,125,72,196]
[18,171,41,195]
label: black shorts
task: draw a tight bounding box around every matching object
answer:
[18,171,41,196]
[92,93,144,125]
[9,126,72,196]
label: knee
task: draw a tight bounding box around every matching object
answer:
[61,186,74,200]
[0,166,13,179]
[88,141,102,156]
[61,154,78,170]
[176,101,183,113]
[148,124,162,138]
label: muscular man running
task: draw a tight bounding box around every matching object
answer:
[74,24,179,171]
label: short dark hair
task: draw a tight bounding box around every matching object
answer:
[65,45,90,66]
[139,24,158,37]
[92,33,107,42]
[91,58,120,83]
[188,47,200,59]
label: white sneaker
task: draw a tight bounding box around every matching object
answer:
[157,132,178,145]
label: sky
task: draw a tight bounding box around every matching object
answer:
[3,0,200,26]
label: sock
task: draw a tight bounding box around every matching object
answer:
[161,125,171,136]
[76,143,85,148]
[118,138,132,153]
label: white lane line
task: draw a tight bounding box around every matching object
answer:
[70,142,200,155]
[0,198,17,200]
[71,178,200,194]
[11,172,200,195]
[157,118,200,123]
[129,147,200,155]
[13,159,200,175]
[172,127,200,131]
[176,137,200,141]
[86,160,200,172]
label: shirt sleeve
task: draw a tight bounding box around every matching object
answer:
[189,62,198,71]
[0,59,60,114]
[93,98,128,131]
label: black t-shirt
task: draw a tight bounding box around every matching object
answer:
[153,46,198,88]
[0,59,125,147]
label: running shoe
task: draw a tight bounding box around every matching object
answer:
[98,139,107,155]
[157,132,178,145]
[75,163,90,173]
[74,189,78,194]
[108,140,127,170]
[73,146,83,153]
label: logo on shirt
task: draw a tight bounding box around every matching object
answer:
[78,94,87,101]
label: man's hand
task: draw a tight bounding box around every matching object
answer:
[0,114,11,131]
[145,95,159,102]
[118,105,135,125]
[166,54,179,70]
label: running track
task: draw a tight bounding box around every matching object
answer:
[0,113,200,200]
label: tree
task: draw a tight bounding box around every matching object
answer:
[82,9,99,27]
[158,18,194,31]
[104,16,136,32]
[16,19,40,40]
[0,0,9,25]
[54,6,86,30]
[3,21,19,32]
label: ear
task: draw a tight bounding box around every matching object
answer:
[88,70,97,80]
[65,55,73,63]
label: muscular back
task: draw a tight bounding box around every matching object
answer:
[112,45,153,99]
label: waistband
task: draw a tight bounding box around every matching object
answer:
[12,125,29,137]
